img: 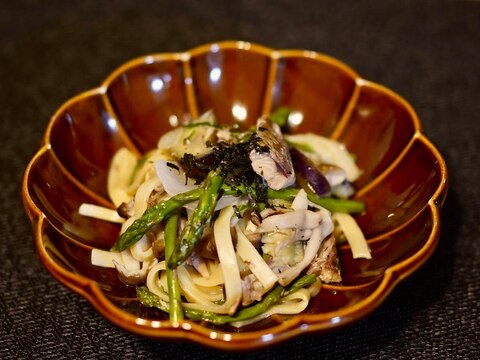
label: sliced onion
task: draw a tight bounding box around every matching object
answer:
[331,181,355,199]
[155,160,197,197]
[290,148,331,196]
[156,159,241,211]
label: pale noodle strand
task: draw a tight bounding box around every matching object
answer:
[176,207,246,315]
[146,261,170,302]
[230,288,311,328]
[190,261,224,287]
[177,266,224,304]
[130,234,154,262]
[133,177,163,218]
[120,216,136,235]
[213,206,242,315]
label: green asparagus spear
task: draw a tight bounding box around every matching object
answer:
[137,286,170,312]
[267,188,365,214]
[137,274,317,325]
[186,286,284,325]
[110,187,202,252]
[164,212,184,322]
[187,274,317,325]
[112,184,363,254]
[283,273,317,296]
[111,179,241,254]
[269,107,292,128]
[167,168,224,269]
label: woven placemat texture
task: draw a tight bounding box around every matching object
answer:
[1,0,479,358]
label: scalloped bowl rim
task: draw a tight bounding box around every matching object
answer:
[22,41,448,350]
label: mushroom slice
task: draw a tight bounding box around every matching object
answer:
[113,259,158,286]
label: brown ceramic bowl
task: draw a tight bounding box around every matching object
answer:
[22,41,447,350]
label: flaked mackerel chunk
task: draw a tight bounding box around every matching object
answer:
[306,234,342,283]
[249,117,295,190]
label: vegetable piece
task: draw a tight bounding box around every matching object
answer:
[332,212,371,259]
[137,274,317,325]
[267,188,365,214]
[112,184,364,253]
[285,133,361,182]
[157,117,218,158]
[331,181,355,199]
[276,226,325,286]
[235,225,278,291]
[155,160,197,197]
[113,258,155,286]
[167,168,224,268]
[290,148,331,197]
[137,286,171,313]
[269,107,291,128]
[286,140,315,153]
[111,183,245,253]
[230,288,311,328]
[186,285,283,325]
[110,187,202,252]
[283,273,317,296]
[182,121,221,129]
[164,212,184,322]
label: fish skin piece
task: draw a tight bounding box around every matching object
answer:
[249,117,295,190]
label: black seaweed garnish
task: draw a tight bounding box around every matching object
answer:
[179,133,268,208]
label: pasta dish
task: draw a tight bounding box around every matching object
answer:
[81,109,370,327]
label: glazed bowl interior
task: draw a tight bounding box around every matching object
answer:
[22,41,447,350]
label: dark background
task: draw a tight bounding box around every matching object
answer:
[1,0,479,358]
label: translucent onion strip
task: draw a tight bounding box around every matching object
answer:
[155,160,197,197]
[121,248,141,271]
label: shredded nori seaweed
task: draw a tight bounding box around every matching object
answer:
[166,162,180,171]
[179,133,269,207]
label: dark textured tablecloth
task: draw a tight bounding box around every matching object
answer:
[1,0,479,358]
